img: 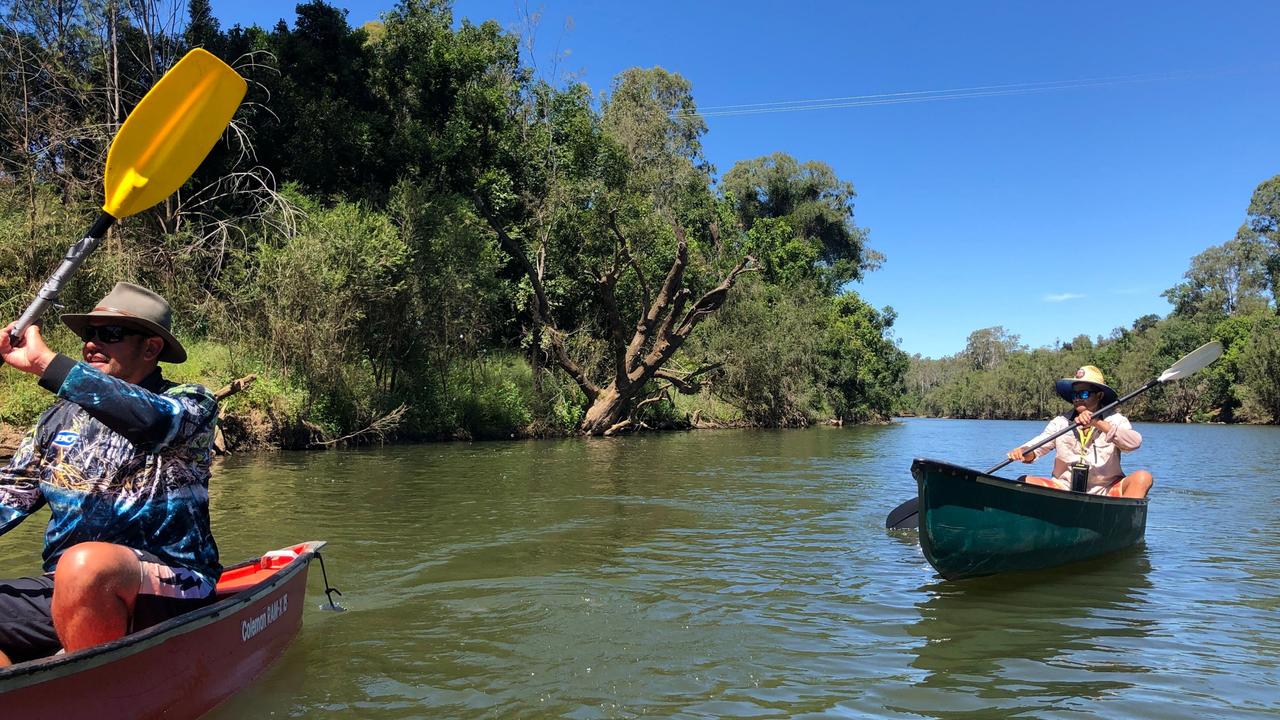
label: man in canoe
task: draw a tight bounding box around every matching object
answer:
[1006,365,1153,499]
[0,283,220,666]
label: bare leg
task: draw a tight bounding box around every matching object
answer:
[51,542,141,653]
[1119,470,1153,499]
[0,648,11,667]
[1023,476,1055,487]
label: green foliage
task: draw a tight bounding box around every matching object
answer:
[0,372,52,429]
[693,278,824,426]
[690,279,907,425]
[253,0,391,202]
[1161,234,1273,319]
[0,185,110,321]
[5,0,1270,453]
[738,216,822,286]
[251,195,410,428]
[1243,174,1280,305]
[722,153,879,288]
[1238,314,1280,422]
[165,339,315,448]
[445,355,534,440]
[601,67,710,213]
[821,293,908,422]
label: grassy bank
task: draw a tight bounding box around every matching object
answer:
[0,336,730,452]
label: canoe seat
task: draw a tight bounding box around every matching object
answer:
[213,545,305,597]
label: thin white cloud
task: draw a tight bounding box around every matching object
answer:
[1044,292,1085,302]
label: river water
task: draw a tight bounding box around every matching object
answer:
[3,418,1278,718]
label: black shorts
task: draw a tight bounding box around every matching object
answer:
[0,552,215,664]
[0,576,59,664]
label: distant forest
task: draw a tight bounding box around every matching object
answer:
[1,1,1275,450]
[901,176,1280,424]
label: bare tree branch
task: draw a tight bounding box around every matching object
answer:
[654,361,722,394]
[625,223,688,372]
[309,404,409,448]
[676,253,758,337]
[476,197,600,400]
[636,240,756,383]
[598,269,628,387]
[214,374,257,400]
[608,209,650,308]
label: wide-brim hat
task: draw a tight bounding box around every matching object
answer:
[1055,365,1117,404]
[61,282,187,363]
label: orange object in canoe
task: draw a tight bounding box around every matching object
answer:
[0,541,330,720]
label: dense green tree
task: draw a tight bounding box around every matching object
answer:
[1239,314,1280,422]
[820,294,907,421]
[1162,234,1272,319]
[722,153,880,289]
[600,67,710,214]
[963,326,1022,371]
[255,1,390,201]
[692,279,824,426]
[1243,174,1280,309]
[184,0,221,51]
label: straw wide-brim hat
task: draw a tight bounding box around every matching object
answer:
[61,282,187,363]
[1055,365,1117,404]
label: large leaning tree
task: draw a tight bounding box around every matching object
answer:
[473,67,757,435]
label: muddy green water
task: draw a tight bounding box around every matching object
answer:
[3,419,1278,718]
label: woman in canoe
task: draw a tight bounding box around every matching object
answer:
[1006,365,1153,499]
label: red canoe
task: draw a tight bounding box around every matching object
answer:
[0,540,329,720]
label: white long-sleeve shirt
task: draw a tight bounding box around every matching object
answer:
[1024,412,1143,490]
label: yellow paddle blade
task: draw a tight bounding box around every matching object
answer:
[102,48,247,218]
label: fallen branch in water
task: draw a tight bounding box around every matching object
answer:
[309,404,409,448]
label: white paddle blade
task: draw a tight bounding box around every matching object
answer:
[1158,341,1223,383]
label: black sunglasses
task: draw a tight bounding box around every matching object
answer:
[1072,389,1097,400]
[79,325,147,344]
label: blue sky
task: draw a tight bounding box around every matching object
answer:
[211,1,1280,358]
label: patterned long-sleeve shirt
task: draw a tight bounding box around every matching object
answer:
[0,354,220,586]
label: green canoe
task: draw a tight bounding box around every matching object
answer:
[912,458,1147,580]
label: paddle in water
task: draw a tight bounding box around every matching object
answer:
[8,49,246,343]
[885,340,1224,530]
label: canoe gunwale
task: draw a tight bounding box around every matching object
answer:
[914,458,1148,508]
[0,539,326,690]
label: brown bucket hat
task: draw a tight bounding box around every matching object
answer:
[60,282,187,363]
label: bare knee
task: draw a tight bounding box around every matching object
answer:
[1123,470,1153,498]
[52,543,140,615]
[52,543,142,652]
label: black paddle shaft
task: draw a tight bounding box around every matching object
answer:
[8,212,116,344]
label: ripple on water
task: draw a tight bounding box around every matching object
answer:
[154,424,1280,719]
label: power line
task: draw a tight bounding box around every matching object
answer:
[678,66,1271,119]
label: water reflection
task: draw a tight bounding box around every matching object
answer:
[893,549,1154,718]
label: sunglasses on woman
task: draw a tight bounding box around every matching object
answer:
[78,325,147,344]
[1072,389,1097,400]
